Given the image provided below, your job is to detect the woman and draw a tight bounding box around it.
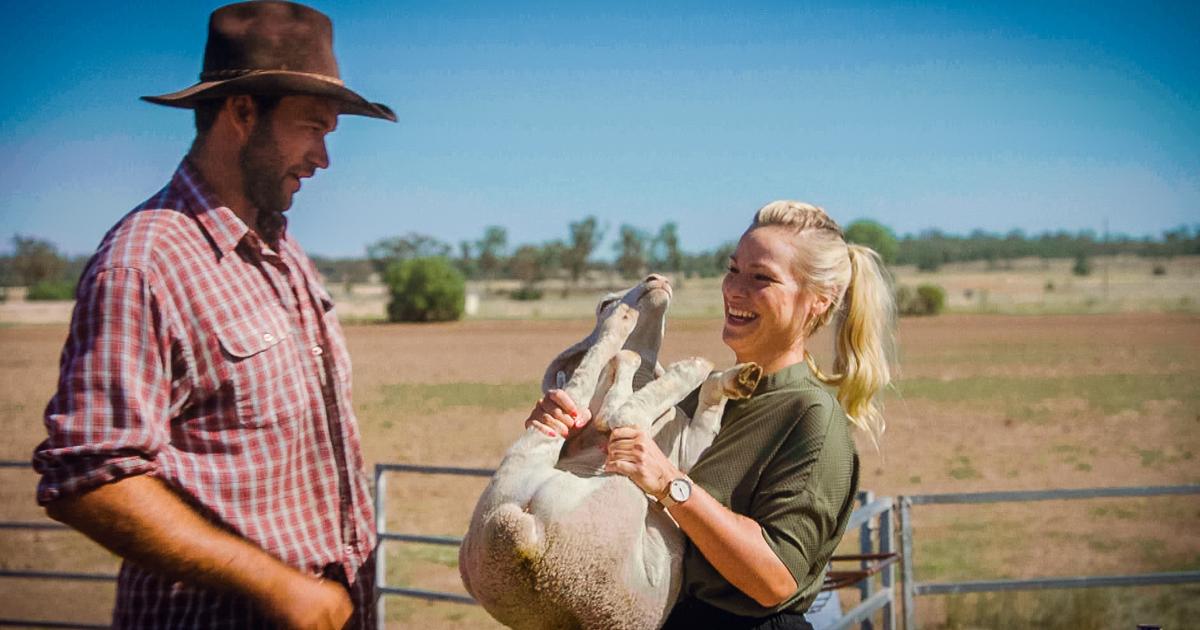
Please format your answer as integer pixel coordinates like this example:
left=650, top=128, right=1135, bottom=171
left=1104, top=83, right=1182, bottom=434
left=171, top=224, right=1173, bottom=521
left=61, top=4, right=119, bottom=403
left=528, top=201, right=894, bottom=629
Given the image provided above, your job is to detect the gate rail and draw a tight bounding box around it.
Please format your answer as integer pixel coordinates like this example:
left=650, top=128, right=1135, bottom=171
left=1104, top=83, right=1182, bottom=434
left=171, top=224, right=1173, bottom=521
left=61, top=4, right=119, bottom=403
left=0, top=461, right=114, bottom=629
left=897, top=484, right=1200, bottom=630
left=15, top=461, right=1194, bottom=630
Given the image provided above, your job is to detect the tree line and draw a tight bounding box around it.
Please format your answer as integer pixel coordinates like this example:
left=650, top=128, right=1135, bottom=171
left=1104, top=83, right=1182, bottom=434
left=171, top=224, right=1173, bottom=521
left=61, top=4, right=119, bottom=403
left=3, top=221, right=1198, bottom=300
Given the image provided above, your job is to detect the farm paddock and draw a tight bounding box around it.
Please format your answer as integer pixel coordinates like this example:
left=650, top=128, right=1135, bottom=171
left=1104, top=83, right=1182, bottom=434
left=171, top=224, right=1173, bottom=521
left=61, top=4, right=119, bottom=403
left=1, top=313, right=1197, bottom=628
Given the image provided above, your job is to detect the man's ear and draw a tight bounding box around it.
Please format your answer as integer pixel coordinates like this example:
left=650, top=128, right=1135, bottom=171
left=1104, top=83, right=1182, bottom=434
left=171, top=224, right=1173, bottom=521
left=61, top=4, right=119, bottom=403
left=225, top=95, right=258, bottom=140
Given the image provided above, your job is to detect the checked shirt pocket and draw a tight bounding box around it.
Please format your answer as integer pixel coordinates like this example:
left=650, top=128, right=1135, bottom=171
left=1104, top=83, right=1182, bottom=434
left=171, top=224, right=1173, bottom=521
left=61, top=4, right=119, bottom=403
left=215, top=306, right=307, bottom=428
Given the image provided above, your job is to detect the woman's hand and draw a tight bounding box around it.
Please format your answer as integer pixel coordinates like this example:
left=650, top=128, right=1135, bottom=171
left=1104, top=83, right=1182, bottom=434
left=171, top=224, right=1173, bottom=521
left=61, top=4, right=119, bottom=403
left=604, top=426, right=682, bottom=497
left=524, top=389, right=591, bottom=438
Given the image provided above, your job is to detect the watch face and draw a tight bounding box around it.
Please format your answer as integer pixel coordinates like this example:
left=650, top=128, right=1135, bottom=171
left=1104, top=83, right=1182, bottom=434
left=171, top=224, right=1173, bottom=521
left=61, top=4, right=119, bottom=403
left=669, top=479, right=691, bottom=502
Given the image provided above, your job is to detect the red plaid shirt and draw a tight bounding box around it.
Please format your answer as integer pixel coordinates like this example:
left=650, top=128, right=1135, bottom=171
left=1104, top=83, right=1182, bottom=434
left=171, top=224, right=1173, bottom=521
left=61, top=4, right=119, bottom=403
left=33, top=160, right=376, bottom=628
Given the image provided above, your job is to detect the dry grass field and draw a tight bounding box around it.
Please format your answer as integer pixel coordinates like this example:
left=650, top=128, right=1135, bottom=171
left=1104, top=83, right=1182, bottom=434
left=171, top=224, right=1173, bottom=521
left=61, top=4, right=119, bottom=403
left=1, top=298, right=1198, bottom=626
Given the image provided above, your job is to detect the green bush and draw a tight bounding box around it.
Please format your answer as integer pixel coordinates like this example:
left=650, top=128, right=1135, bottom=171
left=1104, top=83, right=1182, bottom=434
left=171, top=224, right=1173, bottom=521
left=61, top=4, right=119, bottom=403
left=26, top=280, right=76, bottom=301
left=917, top=283, right=947, bottom=313
left=1072, top=252, right=1092, bottom=276
left=896, top=283, right=947, bottom=316
left=510, top=286, right=544, bottom=301
left=384, top=257, right=465, bottom=322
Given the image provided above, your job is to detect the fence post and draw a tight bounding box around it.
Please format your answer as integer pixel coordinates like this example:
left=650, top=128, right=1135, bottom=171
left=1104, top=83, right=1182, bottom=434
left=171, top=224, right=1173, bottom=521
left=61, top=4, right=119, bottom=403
left=374, top=465, right=387, bottom=630
left=880, top=501, right=895, bottom=630
left=899, top=497, right=915, bottom=630
left=858, top=491, right=875, bottom=630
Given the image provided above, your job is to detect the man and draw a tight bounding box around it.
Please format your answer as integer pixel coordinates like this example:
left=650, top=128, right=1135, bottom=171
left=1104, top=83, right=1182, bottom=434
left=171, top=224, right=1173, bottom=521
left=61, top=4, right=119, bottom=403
left=31, top=2, right=394, bottom=627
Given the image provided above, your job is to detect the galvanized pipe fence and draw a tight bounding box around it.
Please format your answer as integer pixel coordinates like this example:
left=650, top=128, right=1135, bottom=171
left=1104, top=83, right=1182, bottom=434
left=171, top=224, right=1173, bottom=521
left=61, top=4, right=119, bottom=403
left=4, top=457, right=1198, bottom=630
left=896, top=484, right=1200, bottom=630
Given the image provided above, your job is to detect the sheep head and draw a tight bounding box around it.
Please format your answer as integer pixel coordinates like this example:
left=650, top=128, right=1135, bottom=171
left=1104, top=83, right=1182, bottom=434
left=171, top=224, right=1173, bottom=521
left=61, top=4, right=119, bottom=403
left=541, top=274, right=673, bottom=403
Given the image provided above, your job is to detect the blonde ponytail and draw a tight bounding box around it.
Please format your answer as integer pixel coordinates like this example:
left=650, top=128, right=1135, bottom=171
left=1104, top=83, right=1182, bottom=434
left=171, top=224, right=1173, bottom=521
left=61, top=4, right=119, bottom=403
left=753, top=201, right=895, bottom=446
left=829, top=245, right=893, bottom=444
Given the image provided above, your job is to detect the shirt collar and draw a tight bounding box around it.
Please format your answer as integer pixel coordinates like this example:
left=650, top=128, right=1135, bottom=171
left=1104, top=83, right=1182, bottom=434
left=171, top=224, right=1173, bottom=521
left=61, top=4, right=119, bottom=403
left=754, top=360, right=812, bottom=394
left=172, top=159, right=250, bottom=258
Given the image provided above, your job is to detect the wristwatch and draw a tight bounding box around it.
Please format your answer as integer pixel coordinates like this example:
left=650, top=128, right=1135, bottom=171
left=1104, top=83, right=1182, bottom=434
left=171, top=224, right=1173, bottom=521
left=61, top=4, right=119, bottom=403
left=658, top=476, right=693, bottom=508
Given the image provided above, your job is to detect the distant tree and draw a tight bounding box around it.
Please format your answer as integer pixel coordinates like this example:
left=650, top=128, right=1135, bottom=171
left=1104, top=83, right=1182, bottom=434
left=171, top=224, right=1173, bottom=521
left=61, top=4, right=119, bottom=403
left=455, top=240, right=478, bottom=279
left=681, top=241, right=737, bottom=278
left=614, top=225, right=650, bottom=279
left=539, top=240, right=566, bottom=279
left=8, top=235, right=66, bottom=286
left=563, top=216, right=604, bottom=288
left=509, top=244, right=544, bottom=288
left=310, top=256, right=373, bottom=287
left=845, top=220, right=898, bottom=264
left=650, top=222, right=684, bottom=276
left=384, top=257, right=465, bottom=322
left=476, top=226, right=508, bottom=285
left=1072, top=252, right=1092, bottom=276
left=366, top=233, right=451, bottom=274
left=912, top=241, right=944, bottom=272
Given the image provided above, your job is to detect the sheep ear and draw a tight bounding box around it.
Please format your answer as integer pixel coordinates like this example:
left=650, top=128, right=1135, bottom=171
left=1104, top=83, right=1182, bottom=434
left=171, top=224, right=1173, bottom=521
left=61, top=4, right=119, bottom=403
left=542, top=338, right=591, bottom=393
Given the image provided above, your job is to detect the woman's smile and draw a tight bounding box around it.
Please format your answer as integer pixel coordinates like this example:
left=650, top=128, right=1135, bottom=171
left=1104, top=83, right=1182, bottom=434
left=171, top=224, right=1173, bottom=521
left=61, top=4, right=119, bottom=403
left=725, top=306, right=758, bottom=324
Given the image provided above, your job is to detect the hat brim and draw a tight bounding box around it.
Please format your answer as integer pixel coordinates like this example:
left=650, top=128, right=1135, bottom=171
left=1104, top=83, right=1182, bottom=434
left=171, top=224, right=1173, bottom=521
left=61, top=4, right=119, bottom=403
left=141, top=71, right=396, bottom=122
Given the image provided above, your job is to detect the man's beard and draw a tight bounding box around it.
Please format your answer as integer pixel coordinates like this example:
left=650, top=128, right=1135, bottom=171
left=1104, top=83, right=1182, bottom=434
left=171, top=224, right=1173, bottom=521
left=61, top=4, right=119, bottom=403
left=239, top=120, right=291, bottom=247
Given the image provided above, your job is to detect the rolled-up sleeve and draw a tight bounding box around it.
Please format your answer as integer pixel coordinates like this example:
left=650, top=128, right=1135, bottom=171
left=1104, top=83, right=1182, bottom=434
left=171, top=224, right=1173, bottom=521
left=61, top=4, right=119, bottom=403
left=33, top=267, right=172, bottom=505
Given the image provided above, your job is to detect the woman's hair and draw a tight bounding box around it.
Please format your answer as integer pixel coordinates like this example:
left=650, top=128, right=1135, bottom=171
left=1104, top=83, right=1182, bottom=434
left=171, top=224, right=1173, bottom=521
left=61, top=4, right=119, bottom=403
left=751, top=200, right=895, bottom=445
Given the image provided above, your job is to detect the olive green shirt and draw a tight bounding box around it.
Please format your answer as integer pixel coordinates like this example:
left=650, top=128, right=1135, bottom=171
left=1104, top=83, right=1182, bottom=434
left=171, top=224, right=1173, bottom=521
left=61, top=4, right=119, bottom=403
left=679, top=361, right=860, bottom=616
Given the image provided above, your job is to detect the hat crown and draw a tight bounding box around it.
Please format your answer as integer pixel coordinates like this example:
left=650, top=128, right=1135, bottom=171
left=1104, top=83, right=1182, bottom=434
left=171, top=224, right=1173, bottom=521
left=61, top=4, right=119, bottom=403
left=201, top=1, right=339, bottom=80
left=141, top=0, right=395, bottom=121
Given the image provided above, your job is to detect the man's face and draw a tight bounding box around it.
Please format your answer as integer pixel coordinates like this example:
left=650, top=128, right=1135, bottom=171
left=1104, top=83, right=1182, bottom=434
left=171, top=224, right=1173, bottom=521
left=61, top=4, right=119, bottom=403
left=239, top=95, right=339, bottom=238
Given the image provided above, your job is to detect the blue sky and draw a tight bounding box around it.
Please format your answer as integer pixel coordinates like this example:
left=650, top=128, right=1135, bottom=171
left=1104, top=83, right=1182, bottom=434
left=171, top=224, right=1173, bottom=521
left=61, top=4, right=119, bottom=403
left=1, top=1, right=1197, bottom=257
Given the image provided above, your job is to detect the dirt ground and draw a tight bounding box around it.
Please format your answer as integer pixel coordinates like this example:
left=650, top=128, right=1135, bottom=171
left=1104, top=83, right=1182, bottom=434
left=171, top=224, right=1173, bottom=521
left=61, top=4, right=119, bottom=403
left=1, top=313, right=1197, bottom=628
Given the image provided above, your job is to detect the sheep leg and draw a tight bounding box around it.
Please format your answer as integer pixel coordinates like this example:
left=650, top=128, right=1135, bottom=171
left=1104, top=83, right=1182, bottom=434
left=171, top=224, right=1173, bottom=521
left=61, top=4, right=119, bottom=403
left=609, top=357, right=714, bottom=431
left=486, top=304, right=639, bottom=505
left=592, top=350, right=641, bottom=433
left=562, top=303, right=639, bottom=407
left=678, top=362, right=762, bottom=472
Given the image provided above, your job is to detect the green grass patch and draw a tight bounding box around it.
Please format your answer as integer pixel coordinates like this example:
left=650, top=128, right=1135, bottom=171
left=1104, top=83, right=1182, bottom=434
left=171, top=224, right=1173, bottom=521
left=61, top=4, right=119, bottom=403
left=1051, top=443, right=1095, bottom=472
left=382, top=542, right=471, bottom=624
left=1135, top=446, right=1193, bottom=469
left=917, top=521, right=1021, bottom=582
left=389, top=543, right=459, bottom=571
left=1089, top=505, right=1137, bottom=520
left=1085, top=538, right=1120, bottom=553
left=939, top=585, right=1200, bottom=630
left=947, top=455, right=981, bottom=480
left=895, top=372, right=1200, bottom=418
left=375, top=382, right=541, bottom=414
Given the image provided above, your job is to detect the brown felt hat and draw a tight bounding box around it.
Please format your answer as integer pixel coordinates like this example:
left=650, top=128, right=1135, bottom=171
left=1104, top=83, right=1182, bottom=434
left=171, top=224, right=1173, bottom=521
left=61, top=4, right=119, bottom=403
left=141, top=1, right=395, bottom=122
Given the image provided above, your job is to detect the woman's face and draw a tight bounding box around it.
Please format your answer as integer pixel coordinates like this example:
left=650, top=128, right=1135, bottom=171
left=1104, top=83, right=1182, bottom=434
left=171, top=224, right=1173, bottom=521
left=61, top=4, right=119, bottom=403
left=721, top=226, right=827, bottom=369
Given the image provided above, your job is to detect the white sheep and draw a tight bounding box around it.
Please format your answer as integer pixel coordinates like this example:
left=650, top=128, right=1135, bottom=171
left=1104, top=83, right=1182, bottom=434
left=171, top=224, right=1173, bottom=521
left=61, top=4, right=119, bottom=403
left=459, top=275, right=761, bottom=630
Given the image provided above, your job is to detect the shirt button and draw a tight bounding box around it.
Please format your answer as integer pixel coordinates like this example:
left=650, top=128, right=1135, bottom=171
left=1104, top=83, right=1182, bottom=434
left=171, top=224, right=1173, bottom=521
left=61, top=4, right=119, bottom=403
left=262, top=333, right=276, bottom=343
left=311, top=346, right=324, bottom=356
